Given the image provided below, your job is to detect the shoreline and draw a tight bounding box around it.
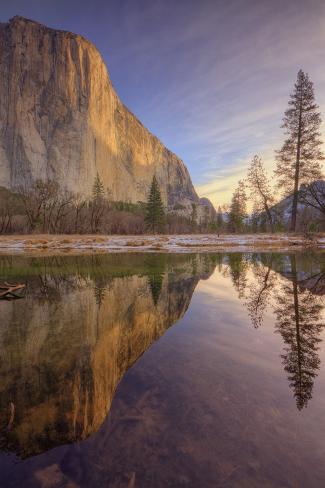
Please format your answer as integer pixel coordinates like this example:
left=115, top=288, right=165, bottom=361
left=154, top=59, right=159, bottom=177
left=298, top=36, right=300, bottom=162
left=0, top=234, right=324, bottom=255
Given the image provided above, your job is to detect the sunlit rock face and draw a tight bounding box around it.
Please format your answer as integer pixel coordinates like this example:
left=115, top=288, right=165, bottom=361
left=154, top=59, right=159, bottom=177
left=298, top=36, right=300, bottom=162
left=0, top=16, right=200, bottom=211
left=0, top=254, right=215, bottom=458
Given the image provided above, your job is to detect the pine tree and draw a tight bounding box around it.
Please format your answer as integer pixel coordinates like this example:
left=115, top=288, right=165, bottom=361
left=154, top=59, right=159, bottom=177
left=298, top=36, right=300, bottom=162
left=216, top=206, right=223, bottom=235
left=275, top=70, right=324, bottom=232
left=91, top=173, right=105, bottom=232
left=92, top=172, right=105, bottom=201
left=247, top=155, right=275, bottom=232
left=145, top=176, right=165, bottom=233
left=190, top=203, right=198, bottom=232
left=228, top=180, right=247, bottom=233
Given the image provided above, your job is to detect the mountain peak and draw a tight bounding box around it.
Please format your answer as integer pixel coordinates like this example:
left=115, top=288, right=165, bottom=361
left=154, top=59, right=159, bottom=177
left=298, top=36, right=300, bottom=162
left=9, top=15, right=40, bottom=25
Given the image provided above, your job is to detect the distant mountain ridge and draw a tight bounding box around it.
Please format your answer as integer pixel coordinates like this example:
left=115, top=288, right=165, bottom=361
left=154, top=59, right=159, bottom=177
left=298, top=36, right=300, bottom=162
left=260, top=180, right=325, bottom=231
left=0, top=16, right=212, bottom=215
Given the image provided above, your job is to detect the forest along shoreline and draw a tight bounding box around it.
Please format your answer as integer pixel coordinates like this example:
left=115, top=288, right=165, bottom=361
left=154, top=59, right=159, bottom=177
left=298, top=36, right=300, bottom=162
left=1, top=234, right=325, bottom=254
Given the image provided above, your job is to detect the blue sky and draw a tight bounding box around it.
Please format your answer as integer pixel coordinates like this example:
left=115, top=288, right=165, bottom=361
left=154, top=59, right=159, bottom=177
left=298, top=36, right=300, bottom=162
left=1, top=0, right=325, bottom=206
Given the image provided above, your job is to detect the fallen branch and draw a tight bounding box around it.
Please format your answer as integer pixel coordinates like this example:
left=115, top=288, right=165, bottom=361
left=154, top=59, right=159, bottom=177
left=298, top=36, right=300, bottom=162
left=0, top=282, right=26, bottom=299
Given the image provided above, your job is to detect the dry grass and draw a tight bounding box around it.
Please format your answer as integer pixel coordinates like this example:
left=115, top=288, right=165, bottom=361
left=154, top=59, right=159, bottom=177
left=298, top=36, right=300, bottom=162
left=0, top=233, right=323, bottom=256
left=126, top=241, right=146, bottom=247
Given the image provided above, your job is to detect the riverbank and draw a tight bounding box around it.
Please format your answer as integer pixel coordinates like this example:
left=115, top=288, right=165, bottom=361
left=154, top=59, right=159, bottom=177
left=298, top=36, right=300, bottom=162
left=0, top=233, right=324, bottom=254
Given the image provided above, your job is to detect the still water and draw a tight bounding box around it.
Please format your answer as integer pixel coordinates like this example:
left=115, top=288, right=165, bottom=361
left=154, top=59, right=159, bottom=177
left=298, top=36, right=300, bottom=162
left=1, top=252, right=325, bottom=487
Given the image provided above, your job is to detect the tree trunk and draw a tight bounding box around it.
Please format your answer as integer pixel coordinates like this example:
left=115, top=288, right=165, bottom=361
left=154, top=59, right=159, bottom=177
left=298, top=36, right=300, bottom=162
left=290, top=92, right=303, bottom=232
left=291, top=176, right=300, bottom=232
left=264, top=201, right=274, bottom=233
left=291, top=255, right=303, bottom=406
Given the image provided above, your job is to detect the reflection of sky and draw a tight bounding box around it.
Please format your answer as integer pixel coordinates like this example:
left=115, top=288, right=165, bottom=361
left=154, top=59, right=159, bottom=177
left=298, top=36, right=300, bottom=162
left=2, top=0, right=325, bottom=206
left=1, top=253, right=325, bottom=485
left=194, top=267, right=284, bottom=375
left=196, top=262, right=325, bottom=375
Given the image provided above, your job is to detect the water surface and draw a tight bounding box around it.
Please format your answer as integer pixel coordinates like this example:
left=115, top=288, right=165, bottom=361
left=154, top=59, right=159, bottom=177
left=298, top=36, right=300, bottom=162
left=1, top=252, right=325, bottom=487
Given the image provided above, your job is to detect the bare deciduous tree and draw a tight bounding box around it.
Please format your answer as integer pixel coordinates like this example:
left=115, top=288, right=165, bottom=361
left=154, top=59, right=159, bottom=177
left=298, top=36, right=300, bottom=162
left=0, top=192, right=18, bottom=233
left=247, top=155, right=275, bottom=232
left=299, top=181, right=325, bottom=223
left=17, top=179, right=74, bottom=233
left=72, top=194, right=87, bottom=233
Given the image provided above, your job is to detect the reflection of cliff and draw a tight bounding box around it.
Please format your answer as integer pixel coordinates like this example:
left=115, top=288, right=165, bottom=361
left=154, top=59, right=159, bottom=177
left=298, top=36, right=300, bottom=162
left=0, top=254, right=215, bottom=458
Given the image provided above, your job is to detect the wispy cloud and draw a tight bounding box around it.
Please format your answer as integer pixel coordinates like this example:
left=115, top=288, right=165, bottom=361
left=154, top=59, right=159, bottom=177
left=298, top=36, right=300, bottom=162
left=2, top=0, right=325, bottom=206
left=99, top=0, right=325, bottom=206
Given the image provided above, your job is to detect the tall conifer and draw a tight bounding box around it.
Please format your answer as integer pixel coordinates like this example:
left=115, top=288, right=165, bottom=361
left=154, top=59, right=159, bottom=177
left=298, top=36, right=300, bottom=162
left=145, top=176, right=165, bottom=233
left=228, top=180, right=247, bottom=233
left=275, top=70, right=323, bottom=231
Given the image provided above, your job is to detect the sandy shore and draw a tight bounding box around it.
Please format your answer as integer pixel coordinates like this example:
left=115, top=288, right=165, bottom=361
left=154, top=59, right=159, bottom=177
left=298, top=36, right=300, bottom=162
left=0, top=233, right=324, bottom=254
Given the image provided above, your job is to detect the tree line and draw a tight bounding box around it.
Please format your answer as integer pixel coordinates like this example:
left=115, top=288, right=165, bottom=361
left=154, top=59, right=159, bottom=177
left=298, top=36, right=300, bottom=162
left=0, top=173, right=216, bottom=235
left=1, top=69, right=324, bottom=235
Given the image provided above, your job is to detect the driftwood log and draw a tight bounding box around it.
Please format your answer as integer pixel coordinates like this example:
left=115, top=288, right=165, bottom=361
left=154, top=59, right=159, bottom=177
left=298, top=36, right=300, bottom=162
left=0, top=282, right=26, bottom=299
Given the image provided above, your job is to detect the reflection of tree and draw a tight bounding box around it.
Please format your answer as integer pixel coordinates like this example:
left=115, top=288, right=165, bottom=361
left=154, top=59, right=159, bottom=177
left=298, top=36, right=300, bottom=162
left=94, top=277, right=112, bottom=308
left=274, top=255, right=324, bottom=410
left=245, top=255, right=276, bottom=328
left=144, top=255, right=167, bottom=306
left=94, top=284, right=106, bottom=308
left=239, top=253, right=325, bottom=410
left=148, top=272, right=164, bottom=305
left=227, top=253, right=248, bottom=299
left=298, top=269, right=325, bottom=296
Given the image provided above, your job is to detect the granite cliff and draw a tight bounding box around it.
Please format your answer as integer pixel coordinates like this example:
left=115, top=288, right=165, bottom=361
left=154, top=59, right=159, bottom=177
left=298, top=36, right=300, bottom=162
left=0, top=16, right=206, bottom=212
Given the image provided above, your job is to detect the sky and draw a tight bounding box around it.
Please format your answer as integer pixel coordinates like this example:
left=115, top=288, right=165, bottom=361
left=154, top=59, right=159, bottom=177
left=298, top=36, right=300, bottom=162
left=1, top=0, right=325, bottom=206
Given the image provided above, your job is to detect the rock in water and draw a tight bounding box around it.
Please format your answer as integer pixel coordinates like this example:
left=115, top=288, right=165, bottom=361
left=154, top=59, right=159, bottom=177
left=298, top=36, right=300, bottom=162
left=0, top=16, right=200, bottom=210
